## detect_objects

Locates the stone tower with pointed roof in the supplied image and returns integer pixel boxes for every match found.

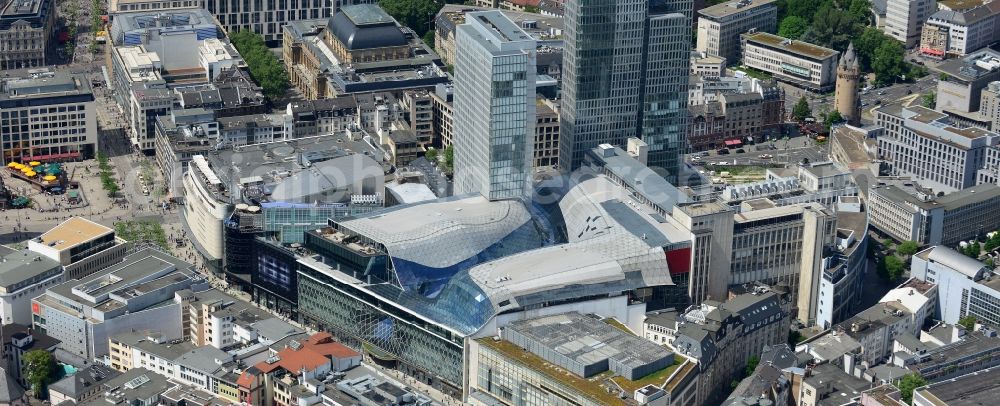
[835,43,861,125]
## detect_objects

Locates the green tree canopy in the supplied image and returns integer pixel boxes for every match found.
[898,373,928,404]
[884,255,905,280]
[744,356,760,377]
[847,0,872,25]
[802,5,856,51]
[778,16,809,39]
[824,110,845,130]
[958,315,977,330]
[872,40,907,85]
[23,350,57,399]
[230,30,289,100]
[378,0,443,37]
[792,96,812,121]
[897,241,920,256]
[922,92,936,108]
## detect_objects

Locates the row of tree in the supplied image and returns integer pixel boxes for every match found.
[230,30,290,100]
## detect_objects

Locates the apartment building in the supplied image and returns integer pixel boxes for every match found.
[0,70,97,164]
[920,1,1000,58]
[696,0,777,62]
[687,80,784,150]
[875,104,999,192]
[0,0,55,70]
[741,32,840,91]
[884,0,936,47]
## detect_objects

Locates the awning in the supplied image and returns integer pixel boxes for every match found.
[23,152,80,161]
[724,139,742,146]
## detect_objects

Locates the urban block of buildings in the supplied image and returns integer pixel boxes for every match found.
[0,0,54,70]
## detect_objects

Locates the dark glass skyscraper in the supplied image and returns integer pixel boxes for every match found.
[559,0,692,183]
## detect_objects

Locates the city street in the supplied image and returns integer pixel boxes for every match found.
[691,136,830,167]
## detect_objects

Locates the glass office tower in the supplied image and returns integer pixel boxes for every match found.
[560,0,691,183]
[453,11,536,201]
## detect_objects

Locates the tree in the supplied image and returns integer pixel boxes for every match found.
[958,315,977,330]
[961,242,980,258]
[23,350,57,399]
[423,30,435,50]
[378,0,443,37]
[922,92,936,108]
[983,232,1000,252]
[802,5,856,51]
[230,30,290,100]
[898,373,928,404]
[424,148,439,164]
[744,356,760,377]
[444,145,454,171]
[792,96,812,121]
[783,0,824,20]
[884,255,905,280]
[847,0,872,25]
[778,16,809,39]
[897,240,920,256]
[871,40,906,85]
[823,110,844,130]
[788,330,803,346]
[855,27,886,71]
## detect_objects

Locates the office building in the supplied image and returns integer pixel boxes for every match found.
[282,5,447,100]
[453,11,536,201]
[664,292,789,405]
[875,104,1000,193]
[696,0,777,62]
[933,49,1000,114]
[31,248,204,360]
[731,202,835,323]
[0,250,60,325]
[559,0,691,180]
[741,32,840,91]
[434,4,563,67]
[174,288,301,349]
[920,1,1000,58]
[0,0,55,70]
[469,312,684,405]
[691,51,727,78]
[912,366,1000,405]
[721,162,859,208]
[884,0,936,47]
[28,217,128,280]
[867,183,1000,245]
[912,246,1000,327]
[0,70,97,163]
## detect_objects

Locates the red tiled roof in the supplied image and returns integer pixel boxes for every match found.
[253,333,357,375]
[237,370,256,388]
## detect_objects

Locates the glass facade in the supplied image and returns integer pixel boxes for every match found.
[453,13,536,201]
[560,0,691,182]
[298,265,465,392]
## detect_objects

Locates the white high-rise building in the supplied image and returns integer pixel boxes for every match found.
[884,0,936,47]
[453,11,536,201]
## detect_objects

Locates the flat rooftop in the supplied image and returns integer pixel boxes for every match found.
[939,0,986,9]
[341,4,394,26]
[743,32,838,60]
[0,250,60,290]
[699,0,776,18]
[478,336,684,405]
[910,332,1000,371]
[34,217,113,252]
[915,366,1000,405]
[1,71,93,101]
